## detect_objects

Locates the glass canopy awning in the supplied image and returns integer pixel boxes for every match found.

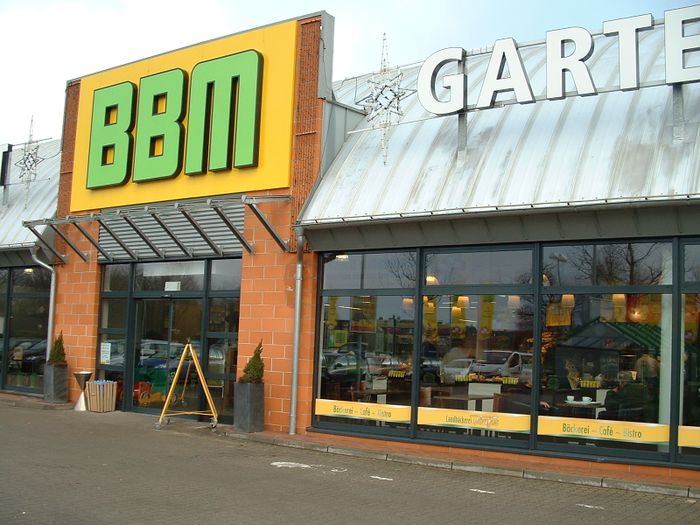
[23,195,290,264]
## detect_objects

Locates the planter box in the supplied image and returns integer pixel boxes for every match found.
[234,382,264,432]
[44,363,68,403]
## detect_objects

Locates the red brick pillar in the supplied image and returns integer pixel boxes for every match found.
[237,15,325,433]
[54,80,102,402]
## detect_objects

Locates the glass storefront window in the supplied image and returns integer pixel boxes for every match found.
[100,298,128,330]
[680,293,700,455]
[210,259,241,291]
[6,297,49,390]
[543,243,672,287]
[208,298,239,334]
[316,295,415,428]
[685,244,700,282]
[97,334,126,369]
[323,252,417,289]
[134,261,205,291]
[0,268,7,292]
[425,250,532,286]
[539,293,671,451]
[102,264,130,292]
[11,267,51,292]
[417,294,534,441]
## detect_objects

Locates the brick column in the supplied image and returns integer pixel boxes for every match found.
[54,80,102,402]
[237,15,325,433]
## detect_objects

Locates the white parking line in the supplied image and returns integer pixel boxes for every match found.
[370,476,393,481]
[576,503,605,510]
[469,489,496,494]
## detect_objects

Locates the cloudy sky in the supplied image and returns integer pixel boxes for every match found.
[0,0,690,145]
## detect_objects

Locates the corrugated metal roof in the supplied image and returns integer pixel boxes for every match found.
[300,22,700,226]
[0,139,60,252]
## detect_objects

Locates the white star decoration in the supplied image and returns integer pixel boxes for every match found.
[14,118,45,207]
[357,34,414,164]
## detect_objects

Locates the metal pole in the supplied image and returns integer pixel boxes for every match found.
[30,247,55,363]
[289,228,304,435]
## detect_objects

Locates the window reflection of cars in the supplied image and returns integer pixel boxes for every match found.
[471,350,512,376]
[139,339,185,373]
[499,352,533,377]
[440,358,474,384]
[322,353,369,386]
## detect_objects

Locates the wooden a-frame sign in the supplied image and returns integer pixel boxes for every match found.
[156,342,219,428]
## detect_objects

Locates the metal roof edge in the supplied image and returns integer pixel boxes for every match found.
[297,195,700,229]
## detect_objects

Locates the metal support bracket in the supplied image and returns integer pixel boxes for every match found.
[47,223,89,262]
[23,223,66,264]
[176,204,224,256]
[71,221,114,262]
[117,211,164,259]
[211,205,254,254]
[241,195,290,253]
[146,208,193,258]
[94,216,139,260]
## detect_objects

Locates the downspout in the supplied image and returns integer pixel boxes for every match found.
[30,246,56,362]
[289,227,304,435]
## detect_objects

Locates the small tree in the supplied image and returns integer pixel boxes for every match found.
[240,340,264,383]
[48,332,67,364]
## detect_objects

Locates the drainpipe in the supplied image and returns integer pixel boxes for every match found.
[30,246,56,362]
[289,227,304,435]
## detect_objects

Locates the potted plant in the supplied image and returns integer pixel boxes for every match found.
[44,332,68,403]
[233,340,264,432]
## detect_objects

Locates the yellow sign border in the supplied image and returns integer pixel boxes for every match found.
[417,407,530,433]
[538,416,669,444]
[315,399,411,423]
[70,20,298,212]
[678,425,700,448]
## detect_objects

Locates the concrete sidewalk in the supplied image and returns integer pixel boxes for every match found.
[3,390,699,498]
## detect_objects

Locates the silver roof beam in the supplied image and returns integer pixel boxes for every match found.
[241,196,290,252]
[211,204,254,254]
[146,209,193,257]
[23,223,66,264]
[175,204,223,256]
[94,216,139,260]
[118,212,164,259]
[47,223,89,262]
[71,221,114,262]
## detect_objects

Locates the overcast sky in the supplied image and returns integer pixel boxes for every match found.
[0,0,691,145]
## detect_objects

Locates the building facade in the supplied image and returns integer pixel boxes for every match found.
[13,5,700,481]
[300,5,700,473]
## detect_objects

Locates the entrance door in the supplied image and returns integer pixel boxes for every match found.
[133,299,203,412]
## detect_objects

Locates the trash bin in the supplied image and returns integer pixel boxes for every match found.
[86,380,117,412]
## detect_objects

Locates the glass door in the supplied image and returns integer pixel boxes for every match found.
[133,299,203,412]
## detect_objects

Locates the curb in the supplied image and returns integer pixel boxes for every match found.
[221,427,698,499]
[4,394,698,499]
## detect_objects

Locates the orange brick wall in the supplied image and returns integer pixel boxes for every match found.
[55,80,102,402]
[237,15,325,433]
[53,17,327,418]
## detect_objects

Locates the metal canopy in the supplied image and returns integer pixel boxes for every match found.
[23,195,291,263]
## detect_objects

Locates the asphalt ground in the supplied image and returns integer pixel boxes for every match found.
[0,403,699,524]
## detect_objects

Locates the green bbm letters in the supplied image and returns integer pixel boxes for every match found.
[132,69,186,182]
[185,49,263,174]
[86,82,136,188]
[85,50,263,189]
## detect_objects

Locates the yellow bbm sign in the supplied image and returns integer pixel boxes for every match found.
[70,20,298,212]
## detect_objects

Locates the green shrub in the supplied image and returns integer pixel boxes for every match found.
[240,340,264,383]
[49,332,66,364]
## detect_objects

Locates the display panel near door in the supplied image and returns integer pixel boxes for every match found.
[133,299,203,411]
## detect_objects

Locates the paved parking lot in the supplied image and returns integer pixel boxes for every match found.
[0,404,698,524]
